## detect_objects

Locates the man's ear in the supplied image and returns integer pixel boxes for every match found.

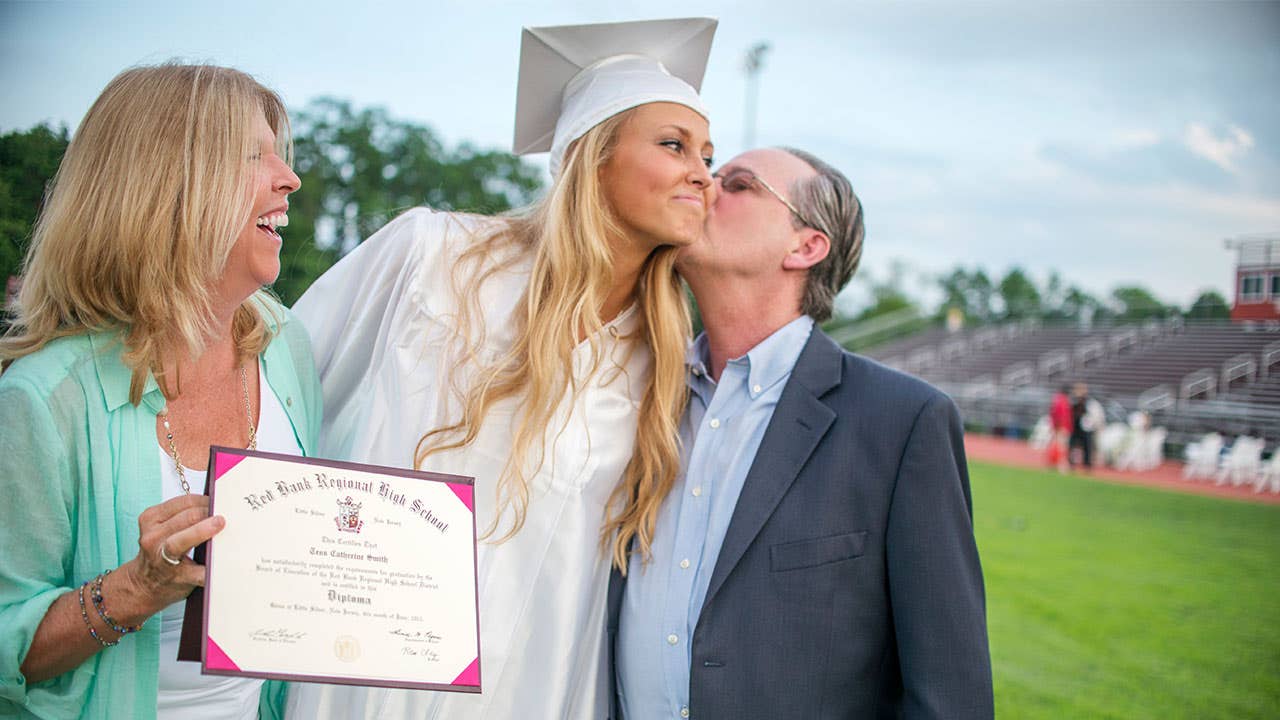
[782,228,830,271]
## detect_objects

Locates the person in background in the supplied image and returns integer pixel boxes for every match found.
[0,63,318,719]
[1050,384,1073,471]
[1069,382,1100,470]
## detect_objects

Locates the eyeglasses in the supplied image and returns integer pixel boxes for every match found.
[714,167,822,232]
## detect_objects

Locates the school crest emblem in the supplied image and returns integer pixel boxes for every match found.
[335,496,363,533]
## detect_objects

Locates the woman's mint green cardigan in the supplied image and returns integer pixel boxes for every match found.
[0,301,321,719]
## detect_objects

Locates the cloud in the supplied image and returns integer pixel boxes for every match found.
[1038,137,1236,191]
[850,139,1280,307]
[1036,122,1269,193]
[1113,129,1162,150]
[1184,122,1255,174]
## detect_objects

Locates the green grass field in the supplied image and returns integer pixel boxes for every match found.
[971,461,1280,719]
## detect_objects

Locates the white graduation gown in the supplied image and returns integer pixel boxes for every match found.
[286,208,649,719]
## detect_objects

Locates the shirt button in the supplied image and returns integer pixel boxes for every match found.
[286,396,293,407]
[691,486,702,497]
[709,418,721,429]
[667,634,679,645]
[681,708,690,718]
[680,558,690,569]
[752,384,762,394]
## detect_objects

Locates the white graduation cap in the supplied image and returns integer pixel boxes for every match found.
[513,17,718,178]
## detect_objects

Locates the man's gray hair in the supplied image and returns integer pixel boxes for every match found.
[780,147,864,322]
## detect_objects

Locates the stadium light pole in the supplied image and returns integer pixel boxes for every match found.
[743,42,771,149]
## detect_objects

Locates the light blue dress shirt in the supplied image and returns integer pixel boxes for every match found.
[617,315,814,719]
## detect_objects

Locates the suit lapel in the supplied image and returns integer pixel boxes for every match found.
[700,329,843,613]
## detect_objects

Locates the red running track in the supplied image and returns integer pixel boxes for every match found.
[963,433,1280,506]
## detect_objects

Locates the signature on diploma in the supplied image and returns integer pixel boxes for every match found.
[250,627,308,643]
[389,627,443,644]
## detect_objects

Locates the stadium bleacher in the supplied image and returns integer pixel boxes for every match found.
[860,320,1280,448]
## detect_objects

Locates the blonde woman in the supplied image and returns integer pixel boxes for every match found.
[286,18,717,720]
[0,64,319,719]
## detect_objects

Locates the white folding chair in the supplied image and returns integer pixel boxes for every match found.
[1029,416,1052,450]
[1116,428,1148,471]
[1182,433,1223,480]
[1140,427,1167,471]
[1216,436,1264,487]
[1097,423,1128,467]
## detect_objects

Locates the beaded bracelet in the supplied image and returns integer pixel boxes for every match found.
[77,581,118,648]
[90,570,142,636]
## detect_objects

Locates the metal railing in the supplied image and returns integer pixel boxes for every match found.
[1038,349,1071,381]
[1109,329,1138,354]
[1138,385,1175,412]
[1222,354,1258,390]
[1000,362,1035,388]
[1262,341,1280,378]
[1074,339,1105,367]
[1180,369,1216,401]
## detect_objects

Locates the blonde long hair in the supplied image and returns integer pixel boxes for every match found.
[415,109,690,570]
[1,63,292,402]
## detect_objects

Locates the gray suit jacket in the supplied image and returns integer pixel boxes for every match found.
[607,328,993,719]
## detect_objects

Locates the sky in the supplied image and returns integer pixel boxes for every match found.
[2,0,1278,314]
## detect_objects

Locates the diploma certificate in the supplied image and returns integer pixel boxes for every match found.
[199,447,480,692]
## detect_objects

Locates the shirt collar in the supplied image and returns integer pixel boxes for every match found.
[87,294,285,413]
[686,332,710,380]
[608,301,641,338]
[741,315,814,395]
[686,315,815,394]
[88,332,162,412]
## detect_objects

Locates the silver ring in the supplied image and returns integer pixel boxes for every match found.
[159,542,182,566]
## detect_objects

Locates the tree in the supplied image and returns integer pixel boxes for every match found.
[824,263,929,350]
[274,98,545,304]
[1038,272,1109,324]
[842,260,915,322]
[997,267,1042,320]
[856,290,914,321]
[936,266,996,324]
[1186,290,1230,320]
[0,124,70,286]
[0,107,545,309]
[1062,285,1108,323]
[1040,271,1065,318]
[1111,285,1173,321]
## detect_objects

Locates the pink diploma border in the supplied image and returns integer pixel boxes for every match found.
[200,446,482,693]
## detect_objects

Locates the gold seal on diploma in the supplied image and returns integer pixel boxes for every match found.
[334,635,361,662]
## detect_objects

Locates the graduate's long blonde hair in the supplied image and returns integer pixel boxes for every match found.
[1,63,291,402]
[415,109,690,570]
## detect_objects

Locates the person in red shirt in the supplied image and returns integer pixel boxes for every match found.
[1049,385,1073,472]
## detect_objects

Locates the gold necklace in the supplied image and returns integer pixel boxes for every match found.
[158,364,258,494]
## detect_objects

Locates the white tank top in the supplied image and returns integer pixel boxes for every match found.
[155,361,303,719]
